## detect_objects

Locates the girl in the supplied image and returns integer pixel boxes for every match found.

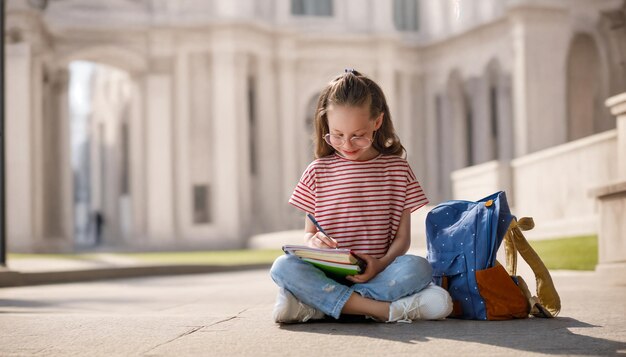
[270,69,452,323]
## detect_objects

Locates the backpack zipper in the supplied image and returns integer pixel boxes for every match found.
[485,199,495,267]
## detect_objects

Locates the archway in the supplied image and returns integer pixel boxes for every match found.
[447,70,472,169]
[566,33,613,141]
[69,61,133,248]
[436,70,471,200]
[301,93,319,166]
[485,59,501,162]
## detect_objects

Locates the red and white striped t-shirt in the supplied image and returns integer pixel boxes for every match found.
[289,153,429,258]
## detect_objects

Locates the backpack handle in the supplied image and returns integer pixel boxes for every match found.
[504,217,561,317]
[504,217,535,276]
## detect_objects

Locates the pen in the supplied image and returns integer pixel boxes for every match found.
[306,213,328,236]
[307,214,340,250]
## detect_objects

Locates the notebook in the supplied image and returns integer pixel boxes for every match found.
[282,245,367,278]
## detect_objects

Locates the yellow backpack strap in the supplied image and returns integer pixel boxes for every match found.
[504,221,532,313]
[505,217,535,276]
[505,217,561,317]
[504,222,518,277]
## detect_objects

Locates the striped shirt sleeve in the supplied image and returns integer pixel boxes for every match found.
[404,164,429,212]
[288,163,316,214]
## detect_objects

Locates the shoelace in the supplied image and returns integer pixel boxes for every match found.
[297,301,319,322]
[396,297,422,323]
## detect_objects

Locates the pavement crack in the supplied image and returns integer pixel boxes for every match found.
[207,308,249,327]
[178,325,205,338]
[143,326,205,355]
[143,308,249,355]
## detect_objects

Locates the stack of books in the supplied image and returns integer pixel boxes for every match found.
[282,245,367,278]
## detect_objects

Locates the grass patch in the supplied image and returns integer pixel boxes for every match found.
[528,235,597,271]
[9,236,597,270]
[121,249,283,265]
[9,249,284,266]
[8,253,100,261]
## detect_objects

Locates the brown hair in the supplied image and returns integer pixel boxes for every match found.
[313,70,405,158]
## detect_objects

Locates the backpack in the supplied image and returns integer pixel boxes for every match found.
[425,191,561,320]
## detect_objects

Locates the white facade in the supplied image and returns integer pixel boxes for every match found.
[4,0,626,252]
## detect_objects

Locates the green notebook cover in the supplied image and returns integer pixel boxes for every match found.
[282,245,367,278]
[282,245,365,265]
[301,257,362,278]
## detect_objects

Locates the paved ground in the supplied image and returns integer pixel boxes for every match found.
[1,267,625,356]
[1,231,624,355]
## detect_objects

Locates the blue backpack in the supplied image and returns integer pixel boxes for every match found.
[426,191,560,320]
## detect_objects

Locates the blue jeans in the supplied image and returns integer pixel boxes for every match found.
[270,254,433,319]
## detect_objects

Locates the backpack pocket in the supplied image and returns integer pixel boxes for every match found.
[428,250,466,285]
[428,251,471,318]
[475,264,530,320]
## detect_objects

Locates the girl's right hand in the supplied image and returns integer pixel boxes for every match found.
[307,232,338,249]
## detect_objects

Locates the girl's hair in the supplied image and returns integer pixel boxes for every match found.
[313,69,406,158]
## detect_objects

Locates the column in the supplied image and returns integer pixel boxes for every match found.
[174,50,191,240]
[396,72,413,159]
[128,74,146,240]
[423,78,442,203]
[211,45,249,244]
[145,70,175,242]
[235,54,252,243]
[497,75,515,161]
[49,68,73,249]
[187,53,214,239]
[255,55,284,233]
[592,92,626,285]
[497,74,515,204]
[509,6,569,156]
[372,0,395,33]
[6,43,35,252]
[439,93,453,200]
[375,41,397,120]
[410,74,427,178]
[277,38,300,228]
[467,76,491,164]
[607,93,626,180]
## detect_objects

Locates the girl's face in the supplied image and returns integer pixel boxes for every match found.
[326,104,383,161]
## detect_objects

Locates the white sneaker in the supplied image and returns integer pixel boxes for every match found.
[272,288,326,323]
[388,283,453,323]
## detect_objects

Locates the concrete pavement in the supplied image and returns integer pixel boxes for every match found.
[1,230,625,355]
[0,230,304,287]
[0,253,270,287]
[1,266,625,356]
[0,230,307,287]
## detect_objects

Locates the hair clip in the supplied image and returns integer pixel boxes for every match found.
[344,68,355,74]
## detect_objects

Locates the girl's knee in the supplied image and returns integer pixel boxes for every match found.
[270,254,299,282]
[270,254,288,280]
[399,255,433,276]
[396,255,433,288]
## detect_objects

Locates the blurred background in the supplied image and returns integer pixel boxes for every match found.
[3,0,626,254]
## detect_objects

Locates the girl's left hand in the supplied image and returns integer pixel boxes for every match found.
[345,252,385,284]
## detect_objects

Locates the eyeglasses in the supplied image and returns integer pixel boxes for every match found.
[324,133,373,149]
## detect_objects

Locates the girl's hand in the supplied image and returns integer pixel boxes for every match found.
[346,252,385,284]
[307,232,338,249]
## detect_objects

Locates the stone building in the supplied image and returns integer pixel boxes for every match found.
[5,0,626,252]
